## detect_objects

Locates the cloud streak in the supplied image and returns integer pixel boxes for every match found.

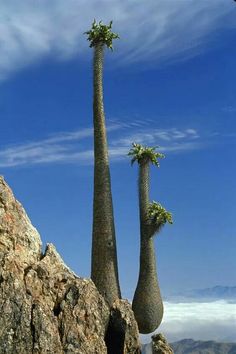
[0,123,202,168]
[0,0,235,80]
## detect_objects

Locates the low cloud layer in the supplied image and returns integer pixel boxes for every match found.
[0,0,235,80]
[0,123,202,168]
[142,300,236,344]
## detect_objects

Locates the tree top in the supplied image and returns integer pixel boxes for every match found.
[128,143,165,166]
[84,20,119,50]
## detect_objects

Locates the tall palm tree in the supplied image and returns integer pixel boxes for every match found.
[84,20,121,306]
[128,143,173,334]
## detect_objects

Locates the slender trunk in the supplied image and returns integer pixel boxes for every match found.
[91,43,121,306]
[132,161,163,334]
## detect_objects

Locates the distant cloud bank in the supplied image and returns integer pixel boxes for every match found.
[0,122,202,168]
[142,300,236,344]
[0,0,235,80]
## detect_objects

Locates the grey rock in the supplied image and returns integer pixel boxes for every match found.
[152,333,174,354]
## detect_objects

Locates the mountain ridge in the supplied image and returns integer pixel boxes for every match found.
[142,338,236,354]
[171,338,236,354]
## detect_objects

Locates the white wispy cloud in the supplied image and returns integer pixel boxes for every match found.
[0,124,202,168]
[0,0,235,80]
[142,300,236,344]
[112,128,199,146]
[0,122,123,167]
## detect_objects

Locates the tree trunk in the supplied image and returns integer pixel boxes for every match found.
[132,161,163,334]
[91,43,121,306]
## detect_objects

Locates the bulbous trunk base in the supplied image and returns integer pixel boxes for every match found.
[132,281,164,334]
[132,289,164,334]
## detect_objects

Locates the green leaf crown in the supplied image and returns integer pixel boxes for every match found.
[128,143,164,166]
[148,201,173,226]
[84,20,119,50]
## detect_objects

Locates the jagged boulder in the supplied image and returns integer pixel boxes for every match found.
[0,176,141,353]
[152,333,174,354]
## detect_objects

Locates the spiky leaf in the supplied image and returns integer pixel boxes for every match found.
[84,19,119,50]
[128,143,164,166]
[148,201,173,227]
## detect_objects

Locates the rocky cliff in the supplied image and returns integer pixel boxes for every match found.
[0,176,141,354]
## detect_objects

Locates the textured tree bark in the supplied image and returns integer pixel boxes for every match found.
[91,43,121,306]
[132,161,164,334]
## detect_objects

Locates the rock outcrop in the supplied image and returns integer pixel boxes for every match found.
[0,176,141,353]
[152,333,174,354]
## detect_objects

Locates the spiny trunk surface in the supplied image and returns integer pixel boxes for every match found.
[132,162,163,334]
[91,43,121,306]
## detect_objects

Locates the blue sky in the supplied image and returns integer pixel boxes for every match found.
[0,0,236,306]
